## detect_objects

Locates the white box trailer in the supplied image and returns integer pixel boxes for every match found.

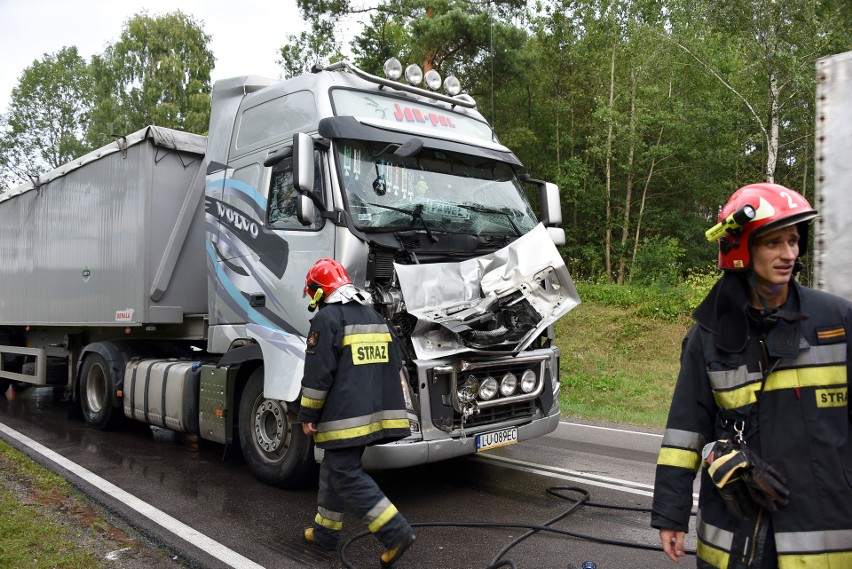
[0,126,208,327]
[814,50,852,301]
[0,60,579,488]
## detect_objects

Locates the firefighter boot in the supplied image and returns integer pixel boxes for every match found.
[303,527,338,552]
[380,532,416,568]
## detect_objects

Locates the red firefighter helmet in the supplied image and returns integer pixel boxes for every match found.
[304,258,352,309]
[714,183,817,271]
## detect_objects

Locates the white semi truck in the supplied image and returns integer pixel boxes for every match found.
[0,60,579,487]
[814,50,852,302]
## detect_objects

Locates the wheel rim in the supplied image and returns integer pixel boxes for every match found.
[85,364,107,413]
[252,396,292,462]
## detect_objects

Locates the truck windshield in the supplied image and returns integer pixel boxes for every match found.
[335,139,538,236]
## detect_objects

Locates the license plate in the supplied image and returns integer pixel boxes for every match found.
[476,427,518,452]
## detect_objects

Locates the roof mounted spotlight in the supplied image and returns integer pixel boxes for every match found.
[383,57,402,80]
[424,69,442,91]
[443,75,461,96]
[404,64,423,86]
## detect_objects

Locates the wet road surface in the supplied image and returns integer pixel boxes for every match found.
[0,386,696,569]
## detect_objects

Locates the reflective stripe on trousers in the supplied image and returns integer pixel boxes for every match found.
[312,446,411,549]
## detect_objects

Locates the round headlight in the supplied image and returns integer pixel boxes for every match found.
[478,376,498,400]
[458,375,478,403]
[405,64,423,86]
[424,69,442,91]
[500,372,517,397]
[443,75,461,96]
[383,58,402,80]
[520,369,537,393]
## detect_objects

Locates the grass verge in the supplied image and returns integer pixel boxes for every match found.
[555,294,692,428]
[0,437,179,568]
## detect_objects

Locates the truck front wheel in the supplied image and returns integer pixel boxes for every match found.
[238,367,316,488]
[79,353,121,430]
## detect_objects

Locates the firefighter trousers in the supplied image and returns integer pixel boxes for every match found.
[310,446,412,550]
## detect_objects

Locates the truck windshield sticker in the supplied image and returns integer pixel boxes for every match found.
[331,89,493,142]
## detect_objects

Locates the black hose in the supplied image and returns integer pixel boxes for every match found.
[337,484,697,568]
[489,486,590,565]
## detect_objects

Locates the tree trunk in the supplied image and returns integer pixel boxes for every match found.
[631,127,665,274]
[631,81,672,275]
[766,69,779,183]
[617,70,638,285]
[604,41,616,283]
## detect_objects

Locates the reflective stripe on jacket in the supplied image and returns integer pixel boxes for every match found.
[297,302,411,449]
[651,281,852,568]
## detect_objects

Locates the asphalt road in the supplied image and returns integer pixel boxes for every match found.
[0,386,698,569]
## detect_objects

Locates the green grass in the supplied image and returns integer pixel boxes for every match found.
[0,439,101,568]
[555,285,693,428]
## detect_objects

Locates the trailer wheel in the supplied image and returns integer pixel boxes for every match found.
[238,367,316,488]
[79,354,121,430]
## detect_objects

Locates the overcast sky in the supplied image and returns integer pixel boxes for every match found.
[0,0,330,112]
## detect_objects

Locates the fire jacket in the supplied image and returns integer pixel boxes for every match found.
[297,300,411,449]
[651,276,852,569]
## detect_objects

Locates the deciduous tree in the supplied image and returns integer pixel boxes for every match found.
[0,47,92,188]
[87,11,214,146]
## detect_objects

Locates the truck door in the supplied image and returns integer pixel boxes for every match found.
[206,150,334,338]
[261,149,335,335]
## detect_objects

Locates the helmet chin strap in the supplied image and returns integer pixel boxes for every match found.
[746,272,806,324]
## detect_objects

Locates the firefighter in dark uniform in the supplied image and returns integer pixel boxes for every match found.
[651,183,852,568]
[297,258,416,567]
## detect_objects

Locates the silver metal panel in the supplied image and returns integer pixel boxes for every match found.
[246,323,306,402]
[0,346,47,384]
[198,364,230,444]
[0,127,208,326]
[814,51,852,301]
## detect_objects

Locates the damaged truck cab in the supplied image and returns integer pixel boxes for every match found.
[0,60,579,487]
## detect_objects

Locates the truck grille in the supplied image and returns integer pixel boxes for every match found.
[427,353,550,433]
[454,400,536,429]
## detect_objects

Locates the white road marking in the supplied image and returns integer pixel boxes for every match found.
[473,454,654,497]
[560,420,663,438]
[0,420,265,569]
[472,454,699,504]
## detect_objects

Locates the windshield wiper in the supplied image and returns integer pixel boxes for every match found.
[454,203,522,236]
[366,202,438,243]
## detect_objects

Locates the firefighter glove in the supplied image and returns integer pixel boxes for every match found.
[706,440,789,516]
[741,456,790,512]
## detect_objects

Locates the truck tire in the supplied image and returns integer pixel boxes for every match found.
[238,367,316,488]
[79,353,122,430]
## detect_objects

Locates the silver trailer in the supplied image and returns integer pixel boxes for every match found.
[814,50,852,301]
[0,60,578,488]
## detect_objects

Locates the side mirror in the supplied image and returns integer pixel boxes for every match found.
[547,227,566,246]
[293,132,315,194]
[297,194,316,226]
[538,182,563,227]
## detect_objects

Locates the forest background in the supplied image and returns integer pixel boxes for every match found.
[1,0,850,288]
